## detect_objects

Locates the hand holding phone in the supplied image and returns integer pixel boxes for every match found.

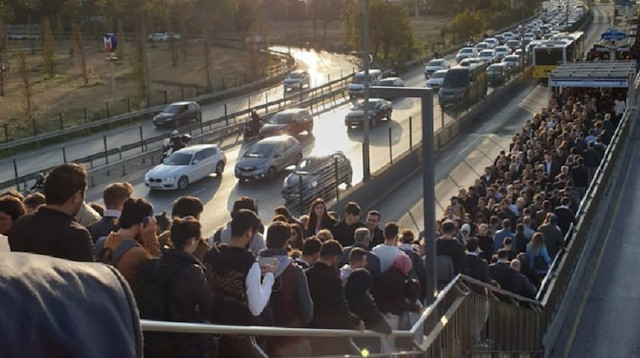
[259,257,278,275]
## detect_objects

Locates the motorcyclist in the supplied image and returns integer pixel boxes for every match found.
[169,130,186,152]
[392,61,400,76]
[249,110,262,135]
[30,172,46,192]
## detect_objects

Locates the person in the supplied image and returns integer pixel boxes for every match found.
[288,223,304,250]
[204,209,275,358]
[210,196,265,256]
[90,182,133,241]
[514,223,528,254]
[250,109,262,135]
[553,196,575,236]
[22,192,46,214]
[158,217,216,358]
[488,249,520,293]
[372,222,404,272]
[30,172,46,193]
[295,237,322,269]
[331,202,366,247]
[75,201,103,228]
[306,240,363,356]
[339,227,382,278]
[0,196,27,236]
[465,237,491,284]
[98,198,161,289]
[162,196,209,261]
[316,228,334,242]
[88,202,105,217]
[509,258,537,299]
[476,223,494,261]
[274,205,302,227]
[304,198,337,237]
[169,130,186,152]
[9,163,94,262]
[526,232,551,278]
[493,219,515,253]
[436,221,467,275]
[365,210,385,248]
[257,221,314,357]
[537,213,564,259]
[340,247,368,283]
[398,229,426,299]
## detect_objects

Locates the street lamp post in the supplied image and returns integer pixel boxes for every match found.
[362,0,371,181]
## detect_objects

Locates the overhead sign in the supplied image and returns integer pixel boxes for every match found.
[103,33,118,53]
[601,29,628,41]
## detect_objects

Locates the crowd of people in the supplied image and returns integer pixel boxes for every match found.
[0,75,626,358]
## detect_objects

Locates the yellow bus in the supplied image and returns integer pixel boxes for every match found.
[532,31,584,79]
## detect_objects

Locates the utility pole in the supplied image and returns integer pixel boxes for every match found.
[141,10,151,107]
[362,0,371,181]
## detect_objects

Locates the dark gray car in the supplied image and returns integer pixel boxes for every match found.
[282,151,352,202]
[153,101,201,128]
[235,135,303,182]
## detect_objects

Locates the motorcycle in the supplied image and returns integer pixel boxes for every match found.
[21,173,46,196]
[162,133,191,159]
[243,117,264,141]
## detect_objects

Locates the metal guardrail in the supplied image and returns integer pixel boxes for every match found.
[0,49,294,152]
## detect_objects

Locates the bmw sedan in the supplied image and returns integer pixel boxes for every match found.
[282,151,353,202]
[145,144,226,190]
[344,98,392,129]
[235,135,303,182]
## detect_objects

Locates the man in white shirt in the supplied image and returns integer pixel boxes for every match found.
[372,222,403,272]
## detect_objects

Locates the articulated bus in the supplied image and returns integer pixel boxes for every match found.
[532,31,584,79]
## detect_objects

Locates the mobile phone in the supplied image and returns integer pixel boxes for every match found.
[259,257,278,268]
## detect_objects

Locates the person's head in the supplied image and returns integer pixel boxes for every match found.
[309,198,327,220]
[510,258,521,272]
[545,212,558,225]
[460,223,471,237]
[172,196,204,219]
[319,240,343,267]
[441,220,457,236]
[232,196,258,217]
[392,253,413,276]
[354,227,371,246]
[516,223,524,234]
[230,209,262,249]
[155,211,171,235]
[348,247,368,269]
[272,214,288,223]
[102,182,133,211]
[497,249,510,261]
[119,198,154,239]
[22,192,46,214]
[383,222,399,243]
[502,219,512,230]
[316,228,334,242]
[466,237,479,253]
[0,196,27,235]
[530,232,545,249]
[266,221,291,250]
[344,202,361,225]
[289,223,304,250]
[503,236,512,248]
[302,237,322,264]
[366,210,381,230]
[400,229,414,244]
[274,206,293,220]
[44,163,87,216]
[170,216,201,254]
[1,190,24,201]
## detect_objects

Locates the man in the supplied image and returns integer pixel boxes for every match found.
[481,166,495,187]
[365,210,385,249]
[537,213,564,259]
[488,249,520,293]
[340,227,382,278]
[257,221,314,357]
[204,209,276,358]
[306,240,363,356]
[510,259,536,299]
[553,196,575,236]
[340,247,368,283]
[9,163,94,262]
[295,237,322,269]
[90,182,133,241]
[98,198,161,289]
[398,229,426,298]
[543,151,560,179]
[161,196,209,261]
[493,219,515,253]
[210,196,265,256]
[465,237,490,284]
[372,222,404,272]
[436,221,467,275]
[331,202,366,247]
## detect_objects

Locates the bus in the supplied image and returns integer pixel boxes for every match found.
[438,63,488,108]
[532,31,584,79]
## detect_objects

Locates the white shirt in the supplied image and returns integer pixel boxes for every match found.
[245,262,274,316]
[372,243,403,272]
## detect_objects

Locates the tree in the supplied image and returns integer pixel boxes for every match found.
[72,23,88,86]
[117,19,125,60]
[202,29,211,90]
[54,13,64,50]
[41,16,55,78]
[17,50,34,121]
[450,9,483,44]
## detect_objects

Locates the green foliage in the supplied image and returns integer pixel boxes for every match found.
[450,9,483,43]
[41,16,55,77]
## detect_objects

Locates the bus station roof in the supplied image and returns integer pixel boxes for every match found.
[548,61,637,88]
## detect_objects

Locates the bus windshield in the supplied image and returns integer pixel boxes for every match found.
[442,69,469,88]
[535,48,564,66]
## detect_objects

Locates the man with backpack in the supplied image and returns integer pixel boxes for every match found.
[436,221,467,277]
[96,198,160,289]
[209,196,266,256]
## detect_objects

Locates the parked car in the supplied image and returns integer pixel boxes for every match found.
[456,47,478,63]
[378,77,405,87]
[478,49,498,64]
[259,108,314,137]
[153,101,201,128]
[282,151,353,202]
[424,58,450,78]
[344,98,392,128]
[486,63,510,86]
[426,69,447,89]
[494,45,511,60]
[283,70,311,90]
[148,33,168,42]
[234,135,303,182]
[166,32,181,41]
[502,55,522,73]
[145,144,226,190]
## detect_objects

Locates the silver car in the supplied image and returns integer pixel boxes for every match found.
[234,135,303,182]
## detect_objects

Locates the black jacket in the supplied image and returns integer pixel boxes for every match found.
[489,261,520,294]
[306,262,360,329]
[345,269,392,334]
[160,249,216,358]
[436,238,467,275]
[89,215,119,242]
[330,220,366,247]
[553,206,575,235]
[571,165,590,188]
[340,243,382,278]
[8,207,94,262]
[537,223,564,258]
[466,254,491,284]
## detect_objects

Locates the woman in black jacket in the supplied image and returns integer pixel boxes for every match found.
[160,217,216,358]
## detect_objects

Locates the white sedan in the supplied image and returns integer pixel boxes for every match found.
[145,144,226,190]
[424,59,450,78]
[426,69,447,89]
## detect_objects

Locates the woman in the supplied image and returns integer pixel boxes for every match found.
[526,232,551,278]
[0,195,27,235]
[304,198,336,237]
[289,223,304,250]
[159,216,216,358]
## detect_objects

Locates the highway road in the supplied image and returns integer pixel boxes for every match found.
[0,47,359,184]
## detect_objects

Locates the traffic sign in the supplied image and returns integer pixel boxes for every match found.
[601,29,627,41]
[103,33,118,53]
